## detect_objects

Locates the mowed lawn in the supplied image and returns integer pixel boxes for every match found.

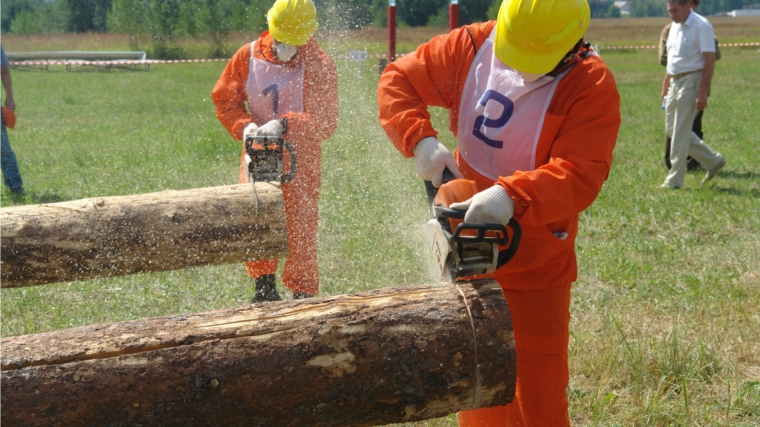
[1,18,759,426]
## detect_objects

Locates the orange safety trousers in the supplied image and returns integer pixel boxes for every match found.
[239,141,321,295]
[458,281,571,427]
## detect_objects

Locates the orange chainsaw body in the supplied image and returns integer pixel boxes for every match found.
[433,178,480,237]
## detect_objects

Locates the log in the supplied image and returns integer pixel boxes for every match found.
[1,183,287,288]
[1,280,516,427]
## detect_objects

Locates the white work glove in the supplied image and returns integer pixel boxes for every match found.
[450,185,515,225]
[413,136,463,187]
[243,122,259,140]
[256,119,284,137]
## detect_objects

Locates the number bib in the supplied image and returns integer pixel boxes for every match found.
[457,30,567,180]
[246,41,305,122]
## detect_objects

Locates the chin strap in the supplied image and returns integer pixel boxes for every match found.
[547,38,592,77]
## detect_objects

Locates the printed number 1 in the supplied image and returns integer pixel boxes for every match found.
[472,89,514,149]
[263,84,279,115]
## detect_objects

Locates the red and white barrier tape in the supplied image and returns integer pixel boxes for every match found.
[9,58,230,66]
[9,42,758,66]
[601,42,760,50]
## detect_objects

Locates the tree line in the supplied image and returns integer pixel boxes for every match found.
[1,0,755,57]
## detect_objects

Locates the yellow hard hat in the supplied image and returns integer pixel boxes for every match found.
[494,0,590,74]
[267,0,318,46]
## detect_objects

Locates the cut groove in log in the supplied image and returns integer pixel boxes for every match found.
[1,183,287,288]
[1,280,516,427]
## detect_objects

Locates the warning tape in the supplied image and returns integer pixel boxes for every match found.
[9,58,230,66]
[8,42,757,66]
[601,42,760,50]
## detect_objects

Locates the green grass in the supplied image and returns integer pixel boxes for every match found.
[2,34,760,426]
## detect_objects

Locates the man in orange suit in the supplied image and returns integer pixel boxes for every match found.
[213,0,338,302]
[378,0,620,424]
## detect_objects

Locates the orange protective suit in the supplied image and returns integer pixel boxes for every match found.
[378,21,620,426]
[212,31,338,295]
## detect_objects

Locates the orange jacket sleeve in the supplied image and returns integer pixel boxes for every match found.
[212,44,253,141]
[377,22,492,158]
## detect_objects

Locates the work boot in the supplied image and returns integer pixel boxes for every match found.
[292,292,315,300]
[251,274,281,304]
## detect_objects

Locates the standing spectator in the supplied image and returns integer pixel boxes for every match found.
[1,44,25,196]
[658,0,720,171]
[378,0,620,425]
[660,0,725,189]
[212,0,338,302]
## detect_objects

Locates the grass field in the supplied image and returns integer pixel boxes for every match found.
[2,18,759,426]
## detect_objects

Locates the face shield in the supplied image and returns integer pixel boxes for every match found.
[273,41,298,62]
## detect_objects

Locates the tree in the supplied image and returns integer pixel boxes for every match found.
[107,0,145,48]
[63,0,112,32]
[605,2,621,17]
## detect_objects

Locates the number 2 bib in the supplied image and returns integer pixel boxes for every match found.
[457,30,568,180]
[246,41,305,122]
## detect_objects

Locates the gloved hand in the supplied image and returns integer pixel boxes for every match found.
[256,119,284,137]
[413,136,463,187]
[449,185,515,225]
[243,122,259,140]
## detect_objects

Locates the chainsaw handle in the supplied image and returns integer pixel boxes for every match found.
[243,136,297,183]
[447,217,522,269]
[423,167,456,207]
[496,219,522,268]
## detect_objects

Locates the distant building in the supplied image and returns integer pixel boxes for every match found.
[613,0,631,15]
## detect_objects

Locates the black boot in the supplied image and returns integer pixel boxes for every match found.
[292,292,315,300]
[251,274,281,304]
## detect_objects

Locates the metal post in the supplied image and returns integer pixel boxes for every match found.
[449,0,459,32]
[388,0,397,62]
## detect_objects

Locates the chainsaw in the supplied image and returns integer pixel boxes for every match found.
[425,168,522,283]
[244,135,296,215]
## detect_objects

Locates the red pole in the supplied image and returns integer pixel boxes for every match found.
[449,1,459,32]
[388,4,396,62]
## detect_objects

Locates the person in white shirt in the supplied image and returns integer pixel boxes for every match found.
[660,0,725,189]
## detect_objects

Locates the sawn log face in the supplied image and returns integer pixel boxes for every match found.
[0,183,288,288]
[1,281,516,427]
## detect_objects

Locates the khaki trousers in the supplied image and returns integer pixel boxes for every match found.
[664,70,722,188]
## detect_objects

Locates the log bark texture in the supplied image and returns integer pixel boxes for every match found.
[1,280,516,427]
[1,183,287,288]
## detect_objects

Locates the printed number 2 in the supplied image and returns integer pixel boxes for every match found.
[263,84,279,115]
[472,90,513,149]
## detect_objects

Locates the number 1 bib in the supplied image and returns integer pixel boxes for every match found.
[457,30,568,180]
[246,41,305,122]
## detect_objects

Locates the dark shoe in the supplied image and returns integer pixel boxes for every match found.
[686,157,702,172]
[10,187,25,195]
[292,292,315,300]
[251,274,281,304]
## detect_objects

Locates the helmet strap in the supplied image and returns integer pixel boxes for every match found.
[547,38,591,77]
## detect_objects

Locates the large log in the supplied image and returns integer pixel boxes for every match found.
[1,280,516,427]
[1,183,287,288]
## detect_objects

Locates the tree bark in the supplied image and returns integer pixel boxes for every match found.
[1,183,287,288]
[1,280,516,427]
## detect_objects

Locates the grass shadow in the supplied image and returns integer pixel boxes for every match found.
[1,191,66,207]
[720,170,760,180]
[30,192,65,204]
[712,187,760,198]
